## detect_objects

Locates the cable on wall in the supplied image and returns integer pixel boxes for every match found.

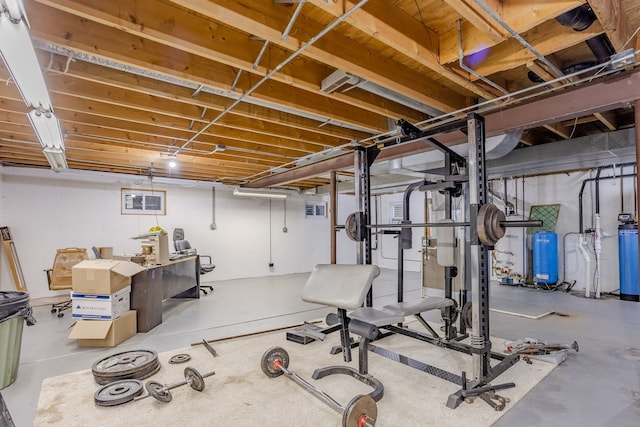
[282,199,288,233]
[211,187,217,230]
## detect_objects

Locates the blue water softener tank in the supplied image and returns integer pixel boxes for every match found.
[533,231,558,284]
[618,222,639,302]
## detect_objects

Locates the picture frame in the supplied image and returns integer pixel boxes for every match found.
[121,188,166,215]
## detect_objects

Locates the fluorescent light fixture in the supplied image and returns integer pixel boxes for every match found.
[0,11,52,110]
[233,187,287,199]
[27,109,65,150]
[1,0,25,22]
[42,147,68,170]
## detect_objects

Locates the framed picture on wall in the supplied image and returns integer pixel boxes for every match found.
[121,188,166,215]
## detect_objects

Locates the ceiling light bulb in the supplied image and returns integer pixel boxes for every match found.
[168,156,177,168]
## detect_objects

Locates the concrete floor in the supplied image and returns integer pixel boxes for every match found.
[1,268,639,426]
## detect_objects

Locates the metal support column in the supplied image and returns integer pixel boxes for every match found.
[330,171,337,264]
[467,113,492,380]
[354,144,378,307]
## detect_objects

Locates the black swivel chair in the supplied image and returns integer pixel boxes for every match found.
[173,228,215,295]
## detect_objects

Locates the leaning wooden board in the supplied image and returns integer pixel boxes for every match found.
[0,226,27,291]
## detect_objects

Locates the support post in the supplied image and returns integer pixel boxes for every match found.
[467,113,492,381]
[635,100,640,293]
[330,170,337,264]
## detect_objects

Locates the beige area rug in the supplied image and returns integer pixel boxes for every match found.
[34,324,555,426]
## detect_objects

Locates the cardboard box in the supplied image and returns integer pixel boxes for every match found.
[68,310,137,347]
[72,260,145,294]
[71,286,131,320]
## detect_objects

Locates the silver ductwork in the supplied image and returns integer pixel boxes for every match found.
[380,130,522,177]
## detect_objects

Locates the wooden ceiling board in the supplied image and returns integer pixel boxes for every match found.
[0,0,636,188]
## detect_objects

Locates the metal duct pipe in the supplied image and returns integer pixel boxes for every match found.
[556,6,615,65]
[586,35,615,63]
[556,5,597,31]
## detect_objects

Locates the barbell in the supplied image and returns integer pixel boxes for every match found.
[342,204,541,246]
[261,346,377,427]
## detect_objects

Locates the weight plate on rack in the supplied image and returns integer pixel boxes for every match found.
[92,350,160,384]
[168,354,191,364]
[94,379,144,407]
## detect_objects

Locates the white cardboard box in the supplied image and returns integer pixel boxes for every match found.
[71,286,131,320]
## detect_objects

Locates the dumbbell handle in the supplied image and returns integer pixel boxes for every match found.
[167,370,216,390]
[136,370,216,400]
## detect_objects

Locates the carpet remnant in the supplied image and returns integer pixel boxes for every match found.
[35,323,554,426]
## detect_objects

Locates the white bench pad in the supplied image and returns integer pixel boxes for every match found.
[350,307,404,327]
[302,264,380,310]
[382,297,453,316]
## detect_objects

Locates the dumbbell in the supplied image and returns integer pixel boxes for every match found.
[261,347,377,427]
[138,367,215,403]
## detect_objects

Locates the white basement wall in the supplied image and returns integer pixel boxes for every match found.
[0,168,345,299]
[1,165,633,300]
[491,168,635,294]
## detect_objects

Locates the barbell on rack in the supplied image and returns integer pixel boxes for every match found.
[340,204,541,246]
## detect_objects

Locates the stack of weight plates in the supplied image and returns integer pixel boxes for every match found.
[92,350,160,385]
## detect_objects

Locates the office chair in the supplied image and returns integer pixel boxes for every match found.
[45,248,88,317]
[173,228,215,295]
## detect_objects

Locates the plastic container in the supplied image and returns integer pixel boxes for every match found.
[0,291,36,390]
[533,231,558,284]
[618,223,639,302]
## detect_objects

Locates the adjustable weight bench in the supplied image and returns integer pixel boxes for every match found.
[300,264,457,402]
[308,266,516,410]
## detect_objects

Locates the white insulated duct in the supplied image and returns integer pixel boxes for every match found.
[380,130,522,177]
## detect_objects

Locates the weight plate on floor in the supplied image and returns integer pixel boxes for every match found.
[342,394,377,427]
[92,350,160,384]
[260,347,289,378]
[94,379,144,407]
[184,367,205,392]
[168,354,191,364]
[146,381,172,403]
[94,359,161,385]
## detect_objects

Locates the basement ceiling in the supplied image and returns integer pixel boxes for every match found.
[0,0,639,190]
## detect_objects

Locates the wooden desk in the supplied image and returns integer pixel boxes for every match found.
[130,256,200,332]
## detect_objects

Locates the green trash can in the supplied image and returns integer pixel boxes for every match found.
[0,291,36,390]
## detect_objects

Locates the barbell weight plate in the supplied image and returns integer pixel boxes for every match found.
[260,346,290,378]
[461,302,473,330]
[94,379,144,407]
[146,381,172,403]
[477,204,505,246]
[184,367,206,392]
[342,394,377,427]
[440,299,459,324]
[345,212,367,242]
[168,354,191,364]
[93,359,161,385]
[487,204,506,244]
[92,350,159,379]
